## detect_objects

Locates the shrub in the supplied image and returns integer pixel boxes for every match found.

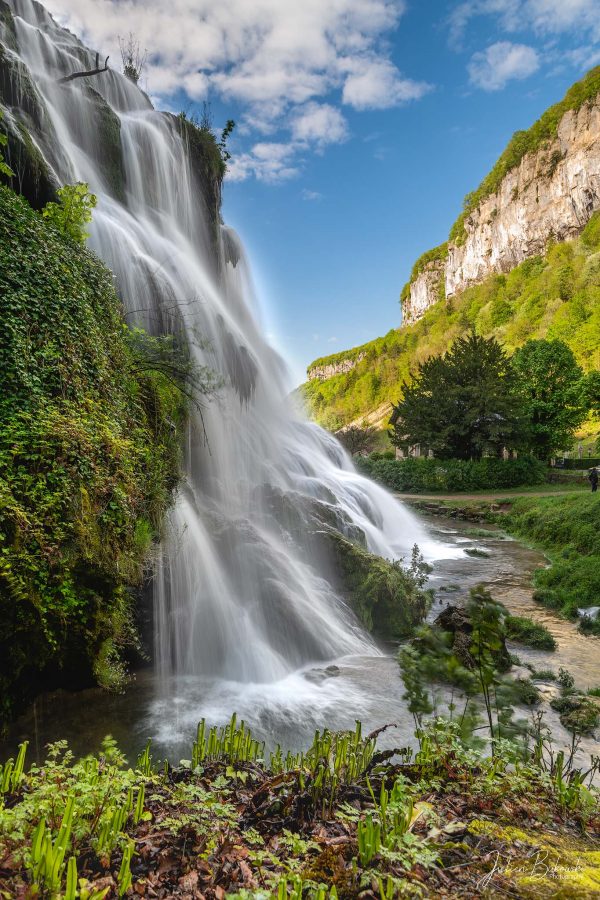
[505,615,557,651]
[513,677,541,706]
[42,182,97,243]
[550,694,599,735]
[355,455,546,494]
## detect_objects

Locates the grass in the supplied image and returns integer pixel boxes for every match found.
[503,494,600,616]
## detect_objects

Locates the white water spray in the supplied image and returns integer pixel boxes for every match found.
[4,0,444,696]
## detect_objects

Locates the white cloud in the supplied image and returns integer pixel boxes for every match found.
[342,58,432,108]
[526,0,600,37]
[291,103,349,147]
[44,0,427,181]
[449,0,600,46]
[468,41,540,90]
[302,189,324,201]
[227,142,300,183]
[565,44,600,70]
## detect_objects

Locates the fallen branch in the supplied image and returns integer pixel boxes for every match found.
[58,53,109,84]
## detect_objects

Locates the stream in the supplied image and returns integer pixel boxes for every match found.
[3,512,598,766]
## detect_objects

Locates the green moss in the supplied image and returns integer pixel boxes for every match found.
[82,87,125,202]
[174,114,224,259]
[325,531,430,639]
[449,65,600,244]
[0,0,17,51]
[0,45,57,207]
[0,185,185,725]
[468,820,600,898]
[505,615,557,650]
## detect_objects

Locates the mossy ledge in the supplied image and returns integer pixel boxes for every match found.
[325,531,430,639]
[0,185,186,727]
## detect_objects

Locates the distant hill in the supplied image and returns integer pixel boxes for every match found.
[303,67,600,431]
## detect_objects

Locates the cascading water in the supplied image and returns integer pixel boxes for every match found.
[3,0,452,748]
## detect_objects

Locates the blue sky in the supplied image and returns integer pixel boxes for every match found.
[48,0,600,385]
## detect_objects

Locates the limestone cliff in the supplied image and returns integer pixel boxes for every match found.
[308,352,365,382]
[402,69,600,325]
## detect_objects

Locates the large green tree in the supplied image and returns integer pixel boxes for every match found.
[390,333,525,460]
[511,339,586,460]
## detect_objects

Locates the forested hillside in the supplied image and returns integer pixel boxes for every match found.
[303,214,600,430]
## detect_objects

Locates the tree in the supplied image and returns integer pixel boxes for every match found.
[583,370,600,417]
[119,33,147,85]
[512,339,586,460]
[336,424,377,456]
[390,332,525,460]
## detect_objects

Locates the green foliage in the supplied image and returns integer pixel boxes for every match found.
[512,677,541,706]
[219,118,236,166]
[449,65,600,244]
[550,694,600,736]
[505,615,557,650]
[302,215,600,430]
[512,339,587,459]
[0,184,188,723]
[42,182,97,244]
[177,108,231,179]
[356,455,546,493]
[0,715,598,898]
[0,110,14,178]
[0,741,27,794]
[390,333,526,459]
[583,369,600,416]
[400,585,531,754]
[502,494,600,615]
[192,714,265,769]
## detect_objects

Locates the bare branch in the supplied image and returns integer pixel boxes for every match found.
[58,52,110,84]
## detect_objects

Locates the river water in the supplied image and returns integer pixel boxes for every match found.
[3,512,598,766]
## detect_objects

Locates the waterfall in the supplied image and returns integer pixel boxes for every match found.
[3,0,438,690]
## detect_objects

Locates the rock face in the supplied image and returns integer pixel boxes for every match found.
[403,255,445,326]
[402,95,600,325]
[308,352,365,382]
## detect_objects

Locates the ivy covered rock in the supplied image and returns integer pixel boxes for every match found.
[0,185,185,725]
